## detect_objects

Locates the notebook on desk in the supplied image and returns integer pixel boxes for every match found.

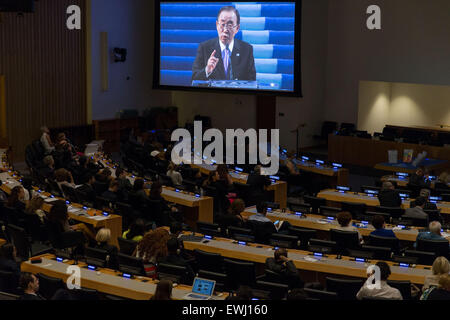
[183,277,216,300]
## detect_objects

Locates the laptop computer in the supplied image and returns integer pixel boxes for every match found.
[184,277,216,300]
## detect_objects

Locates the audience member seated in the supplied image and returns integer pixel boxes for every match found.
[409,166,431,189]
[132,178,150,207]
[160,238,195,283]
[437,171,450,185]
[40,126,55,155]
[418,189,438,211]
[149,181,178,214]
[39,155,55,181]
[403,196,428,220]
[76,174,96,203]
[202,171,217,188]
[356,261,402,300]
[101,180,120,203]
[265,248,303,288]
[136,228,170,278]
[248,202,273,224]
[167,163,183,187]
[94,228,119,269]
[18,273,43,300]
[116,167,132,194]
[123,218,146,242]
[7,186,26,211]
[150,280,173,300]
[377,181,402,207]
[425,274,450,300]
[21,176,35,201]
[55,168,76,194]
[415,221,448,247]
[370,215,397,239]
[72,156,92,185]
[216,198,247,229]
[0,244,20,290]
[247,165,271,204]
[333,211,363,243]
[25,195,46,223]
[423,256,450,292]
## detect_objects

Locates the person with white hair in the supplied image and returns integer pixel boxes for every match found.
[40,126,55,154]
[415,221,448,248]
[378,181,402,207]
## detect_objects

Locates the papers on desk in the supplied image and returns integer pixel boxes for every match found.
[44,198,59,203]
[316,219,329,224]
[304,256,319,262]
[0,172,11,182]
[90,215,108,221]
[68,206,82,214]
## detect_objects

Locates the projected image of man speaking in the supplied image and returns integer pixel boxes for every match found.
[191,6,256,82]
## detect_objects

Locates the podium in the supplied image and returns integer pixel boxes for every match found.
[192,80,258,89]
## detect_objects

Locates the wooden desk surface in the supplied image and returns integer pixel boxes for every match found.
[317,189,450,214]
[181,233,431,285]
[21,254,227,300]
[241,207,450,243]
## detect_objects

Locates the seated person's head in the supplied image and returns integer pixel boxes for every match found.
[337,211,352,227]
[43,155,55,167]
[40,126,49,134]
[229,198,245,216]
[416,166,425,177]
[287,288,308,300]
[48,200,68,224]
[96,228,111,245]
[382,181,394,190]
[419,189,431,200]
[438,274,450,292]
[20,272,39,293]
[109,180,119,192]
[274,248,288,262]
[254,165,261,175]
[133,178,145,191]
[56,132,66,143]
[150,181,163,197]
[78,156,88,167]
[413,196,427,208]
[166,238,179,255]
[429,221,442,236]
[372,215,385,230]
[376,261,391,281]
[116,167,126,178]
[256,202,268,215]
[55,168,70,183]
[432,257,450,276]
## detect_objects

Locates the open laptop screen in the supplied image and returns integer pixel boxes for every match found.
[192,278,215,296]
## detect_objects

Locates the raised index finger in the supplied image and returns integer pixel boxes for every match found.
[210,50,216,59]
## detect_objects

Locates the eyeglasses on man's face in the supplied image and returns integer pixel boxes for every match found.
[217,22,238,31]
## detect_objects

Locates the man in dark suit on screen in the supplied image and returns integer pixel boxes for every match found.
[191,6,256,82]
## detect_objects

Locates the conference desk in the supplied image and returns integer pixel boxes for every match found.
[316,189,450,215]
[328,134,450,168]
[279,154,349,187]
[181,232,432,285]
[381,175,450,189]
[241,207,450,243]
[21,254,227,300]
[0,172,122,247]
[191,163,287,209]
[375,159,449,174]
[99,158,214,225]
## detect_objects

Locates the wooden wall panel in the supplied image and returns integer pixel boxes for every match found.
[0,0,87,160]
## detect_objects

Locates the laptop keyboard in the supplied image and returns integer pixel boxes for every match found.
[188,294,209,299]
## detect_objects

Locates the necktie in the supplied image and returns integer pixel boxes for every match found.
[223,46,230,80]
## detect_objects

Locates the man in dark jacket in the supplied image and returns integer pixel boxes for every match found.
[378,181,402,207]
[265,248,303,288]
[160,238,195,284]
[19,273,43,300]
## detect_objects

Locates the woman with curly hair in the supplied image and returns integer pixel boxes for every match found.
[135,227,170,278]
